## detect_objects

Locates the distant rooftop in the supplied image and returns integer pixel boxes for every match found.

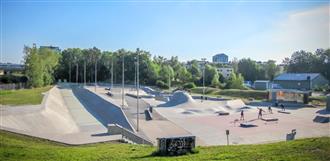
[274,73,320,81]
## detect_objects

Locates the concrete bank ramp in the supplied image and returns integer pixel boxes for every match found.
[0,86,79,134]
[72,86,134,132]
[158,91,195,107]
[225,99,246,111]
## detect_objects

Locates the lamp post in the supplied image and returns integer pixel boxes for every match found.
[201,58,206,102]
[136,48,140,132]
[84,60,86,86]
[122,52,125,108]
[95,56,97,92]
[111,56,114,90]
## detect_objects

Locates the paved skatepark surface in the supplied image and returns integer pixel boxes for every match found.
[0,84,133,144]
[154,91,330,145]
[87,86,203,145]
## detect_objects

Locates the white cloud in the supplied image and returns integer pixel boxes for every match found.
[232,5,330,63]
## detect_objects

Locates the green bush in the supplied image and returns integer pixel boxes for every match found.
[156,80,169,89]
[183,82,196,89]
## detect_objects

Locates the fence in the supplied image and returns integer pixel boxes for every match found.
[0,83,27,90]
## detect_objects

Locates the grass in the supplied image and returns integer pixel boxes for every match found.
[309,96,327,107]
[0,86,52,105]
[191,87,268,100]
[0,130,329,161]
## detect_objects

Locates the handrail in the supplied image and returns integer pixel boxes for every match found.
[108,124,154,146]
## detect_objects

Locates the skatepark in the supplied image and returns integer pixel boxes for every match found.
[1,83,329,146]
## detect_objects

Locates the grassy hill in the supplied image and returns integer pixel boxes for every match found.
[1,130,329,161]
[0,86,52,105]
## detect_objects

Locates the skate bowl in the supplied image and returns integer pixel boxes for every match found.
[158,91,195,107]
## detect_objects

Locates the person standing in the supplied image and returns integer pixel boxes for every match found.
[258,108,264,119]
[240,110,244,120]
[281,104,285,111]
[268,106,272,114]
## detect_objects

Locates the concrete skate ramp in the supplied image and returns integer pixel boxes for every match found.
[225,99,246,111]
[158,91,195,107]
[72,87,134,132]
[0,86,79,134]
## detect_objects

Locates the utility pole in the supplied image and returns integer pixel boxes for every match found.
[95,56,97,92]
[168,71,171,91]
[84,60,86,86]
[136,49,140,132]
[201,58,206,102]
[122,52,125,108]
[111,57,114,90]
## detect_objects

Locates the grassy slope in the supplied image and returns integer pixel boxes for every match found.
[0,130,329,161]
[0,86,52,105]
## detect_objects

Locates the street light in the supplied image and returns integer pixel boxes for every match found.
[136,48,140,132]
[201,58,206,102]
[111,56,114,90]
[122,52,125,108]
[95,56,97,92]
[84,60,86,86]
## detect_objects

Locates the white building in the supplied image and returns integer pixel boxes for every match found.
[217,67,233,79]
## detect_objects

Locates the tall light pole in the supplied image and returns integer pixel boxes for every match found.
[84,60,86,86]
[111,56,114,90]
[201,58,206,102]
[136,49,140,132]
[122,52,125,108]
[95,56,97,92]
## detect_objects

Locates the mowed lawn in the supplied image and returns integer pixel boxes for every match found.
[0,131,329,161]
[0,86,52,105]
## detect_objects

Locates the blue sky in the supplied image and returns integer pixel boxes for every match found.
[1,0,329,64]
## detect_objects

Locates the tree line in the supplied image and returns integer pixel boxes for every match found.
[23,45,329,89]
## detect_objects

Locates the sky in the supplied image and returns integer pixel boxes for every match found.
[1,0,329,64]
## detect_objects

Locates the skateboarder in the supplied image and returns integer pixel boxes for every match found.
[268,106,272,114]
[280,104,285,111]
[258,108,264,119]
[240,110,244,120]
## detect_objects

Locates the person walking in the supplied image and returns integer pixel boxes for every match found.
[240,110,244,120]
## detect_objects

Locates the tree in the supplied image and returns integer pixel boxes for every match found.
[187,60,202,82]
[263,60,279,80]
[24,45,59,87]
[225,73,244,89]
[177,66,191,83]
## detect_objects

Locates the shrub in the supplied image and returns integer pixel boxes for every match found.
[183,82,196,89]
[156,80,169,89]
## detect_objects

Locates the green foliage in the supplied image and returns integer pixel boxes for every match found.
[0,86,52,105]
[155,80,169,89]
[1,130,330,161]
[177,66,192,83]
[24,46,60,87]
[225,73,244,89]
[183,82,196,89]
[284,49,330,82]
